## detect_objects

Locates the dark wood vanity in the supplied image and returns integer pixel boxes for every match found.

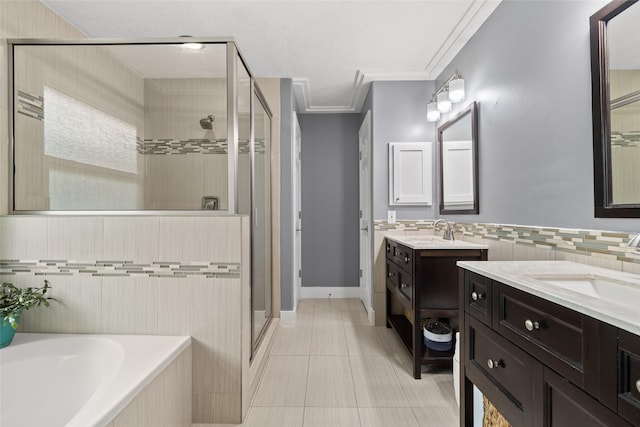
[459,263,640,426]
[385,236,487,379]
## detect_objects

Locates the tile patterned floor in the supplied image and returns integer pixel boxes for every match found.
[198,298,459,427]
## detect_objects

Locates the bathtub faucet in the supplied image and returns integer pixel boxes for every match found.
[434,219,455,241]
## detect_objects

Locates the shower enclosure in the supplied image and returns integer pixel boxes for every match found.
[8,38,273,355]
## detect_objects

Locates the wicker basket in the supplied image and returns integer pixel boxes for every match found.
[403,309,432,329]
[483,396,511,427]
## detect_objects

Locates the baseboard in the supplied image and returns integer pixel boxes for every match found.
[279,310,296,326]
[366,306,375,326]
[299,286,360,299]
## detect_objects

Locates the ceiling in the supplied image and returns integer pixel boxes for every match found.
[41,0,501,113]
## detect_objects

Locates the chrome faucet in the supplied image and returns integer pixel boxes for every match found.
[627,233,640,249]
[434,219,455,241]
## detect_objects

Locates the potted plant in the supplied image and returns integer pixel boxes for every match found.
[1,280,57,348]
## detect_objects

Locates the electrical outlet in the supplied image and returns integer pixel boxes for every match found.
[388,210,396,224]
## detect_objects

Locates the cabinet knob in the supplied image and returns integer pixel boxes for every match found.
[400,282,408,289]
[471,291,484,301]
[388,272,395,278]
[386,245,391,253]
[524,319,540,331]
[636,379,640,393]
[487,359,502,369]
[404,256,411,263]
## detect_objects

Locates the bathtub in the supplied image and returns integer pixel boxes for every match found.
[0,333,191,427]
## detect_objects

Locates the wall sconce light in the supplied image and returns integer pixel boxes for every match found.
[427,70,465,122]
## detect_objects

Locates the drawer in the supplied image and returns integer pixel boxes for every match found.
[386,260,412,305]
[386,261,398,290]
[393,243,413,272]
[385,239,395,260]
[464,270,492,326]
[466,314,540,427]
[493,283,587,387]
[397,269,413,304]
[618,329,640,426]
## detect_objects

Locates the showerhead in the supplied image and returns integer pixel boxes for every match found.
[200,115,215,130]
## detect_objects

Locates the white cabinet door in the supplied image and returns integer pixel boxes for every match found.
[389,142,432,206]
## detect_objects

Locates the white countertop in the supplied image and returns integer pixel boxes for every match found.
[386,235,488,250]
[457,260,640,335]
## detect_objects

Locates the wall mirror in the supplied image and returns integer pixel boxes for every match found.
[591,0,640,217]
[438,101,478,214]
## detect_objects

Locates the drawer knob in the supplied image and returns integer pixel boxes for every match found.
[404,256,411,263]
[388,272,395,277]
[524,319,540,331]
[487,359,502,369]
[471,291,484,301]
[386,245,390,253]
[401,282,408,289]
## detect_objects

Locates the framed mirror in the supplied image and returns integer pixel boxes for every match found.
[438,101,478,214]
[591,0,640,217]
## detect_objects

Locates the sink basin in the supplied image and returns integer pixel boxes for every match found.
[526,274,640,309]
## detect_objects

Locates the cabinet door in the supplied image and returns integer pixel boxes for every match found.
[388,142,432,205]
[619,330,640,426]
[543,367,631,427]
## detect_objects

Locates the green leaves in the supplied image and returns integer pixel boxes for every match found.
[1,280,58,328]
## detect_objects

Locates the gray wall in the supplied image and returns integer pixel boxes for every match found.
[434,0,640,232]
[279,78,295,310]
[370,80,438,220]
[298,114,361,287]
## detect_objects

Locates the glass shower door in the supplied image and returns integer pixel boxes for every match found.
[252,89,272,350]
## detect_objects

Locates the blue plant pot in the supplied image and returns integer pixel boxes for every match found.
[1,311,22,349]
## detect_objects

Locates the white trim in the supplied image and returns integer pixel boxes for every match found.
[279,310,297,326]
[293,69,430,114]
[299,286,360,299]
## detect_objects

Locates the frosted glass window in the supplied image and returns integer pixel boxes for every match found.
[49,166,143,210]
[44,86,139,174]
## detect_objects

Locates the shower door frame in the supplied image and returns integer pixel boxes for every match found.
[7,36,276,356]
[6,37,253,217]
[249,81,274,358]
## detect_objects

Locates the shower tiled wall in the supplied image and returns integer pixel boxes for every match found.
[372,220,640,326]
[0,215,251,424]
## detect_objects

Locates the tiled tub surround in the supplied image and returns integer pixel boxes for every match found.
[0,215,254,424]
[373,220,640,326]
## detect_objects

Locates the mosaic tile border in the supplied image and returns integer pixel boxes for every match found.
[17,90,44,121]
[137,138,266,155]
[15,90,267,155]
[0,260,240,279]
[374,220,640,264]
[611,131,640,147]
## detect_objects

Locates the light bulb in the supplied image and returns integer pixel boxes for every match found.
[437,91,452,113]
[427,102,440,122]
[183,42,204,50]
[449,77,465,103]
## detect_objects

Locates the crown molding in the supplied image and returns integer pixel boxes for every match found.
[293,0,500,114]
[294,69,431,114]
[424,0,500,76]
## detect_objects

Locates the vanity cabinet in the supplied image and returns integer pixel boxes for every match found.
[385,237,487,379]
[460,268,637,427]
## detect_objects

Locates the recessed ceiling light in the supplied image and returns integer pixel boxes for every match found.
[182,42,204,50]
